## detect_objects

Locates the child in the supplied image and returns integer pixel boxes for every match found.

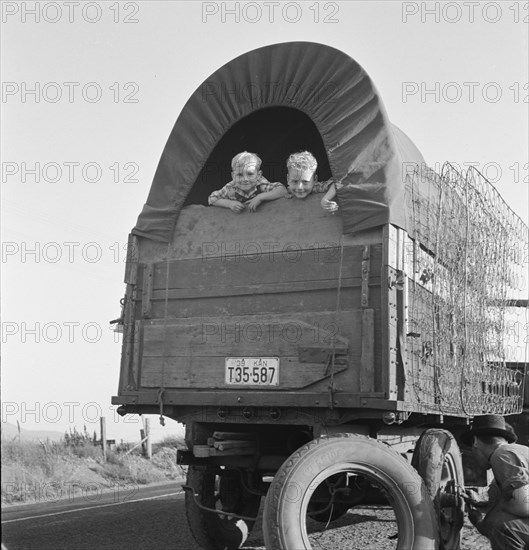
[208,151,286,213]
[285,151,340,210]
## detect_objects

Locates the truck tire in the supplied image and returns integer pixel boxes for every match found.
[412,429,465,550]
[185,466,261,550]
[263,433,439,550]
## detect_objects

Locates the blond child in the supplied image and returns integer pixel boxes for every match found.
[208,151,286,213]
[285,151,340,211]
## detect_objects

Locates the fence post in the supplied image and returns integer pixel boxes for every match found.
[145,418,152,459]
[100,417,107,461]
[140,428,146,457]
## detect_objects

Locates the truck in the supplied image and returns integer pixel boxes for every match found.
[112,42,528,550]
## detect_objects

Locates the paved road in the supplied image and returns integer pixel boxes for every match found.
[1,480,403,550]
[1,482,487,550]
[1,482,236,550]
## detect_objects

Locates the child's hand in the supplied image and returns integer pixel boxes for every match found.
[321,198,339,212]
[246,196,262,212]
[229,201,246,213]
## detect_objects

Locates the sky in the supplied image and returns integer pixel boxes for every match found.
[1,1,528,443]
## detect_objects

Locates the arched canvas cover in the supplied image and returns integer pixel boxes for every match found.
[133,41,424,242]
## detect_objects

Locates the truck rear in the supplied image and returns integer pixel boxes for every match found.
[112,41,528,550]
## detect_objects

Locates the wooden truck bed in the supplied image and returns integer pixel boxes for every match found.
[116,194,395,411]
[113,177,526,420]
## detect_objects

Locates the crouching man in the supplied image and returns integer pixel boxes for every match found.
[461,415,529,550]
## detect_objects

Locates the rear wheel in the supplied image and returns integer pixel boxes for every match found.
[263,433,439,549]
[412,429,465,550]
[185,466,261,550]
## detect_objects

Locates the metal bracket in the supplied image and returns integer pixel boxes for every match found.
[388,272,405,290]
[298,345,348,364]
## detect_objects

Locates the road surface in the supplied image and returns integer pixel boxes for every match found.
[1,481,488,549]
[1,482,221,550]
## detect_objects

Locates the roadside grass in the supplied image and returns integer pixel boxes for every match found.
[1,433,188,504]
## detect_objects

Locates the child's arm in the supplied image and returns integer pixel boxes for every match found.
[208,183,245,213]
[211,198,245,212]
[321,183,338,212]
[247,184,287,212]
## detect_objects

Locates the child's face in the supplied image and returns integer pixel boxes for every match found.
[287,168,316,198]
[232,160,261,192]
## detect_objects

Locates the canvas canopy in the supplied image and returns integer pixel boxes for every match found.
[133,41,425,242]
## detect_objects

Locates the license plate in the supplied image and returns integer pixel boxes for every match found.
[225,357,279,386]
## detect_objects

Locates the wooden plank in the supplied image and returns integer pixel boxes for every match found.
[124,234,139,285]
[193,445,210,457]
[151,246,378,291]
[151,277,362,301]
[213,440,256,451]
[140,356,349,389]
[141,263,154,318]
[360,309,375,392]
[208,447,255,456]
[397,228,410,271]
[114,389,390,409]
[212,432,255,440]
[149,287,366,319]
[141,313,357,358]
[386,225,398,269]
[144,244,382,320]
[387,266,400,400]
[138,311,366,393]
[397,271,409,401]
[361,245,370,307]
[388,318,399,400]
[131,320,142,390]
[403,232,414,276]
[119,283,138,392]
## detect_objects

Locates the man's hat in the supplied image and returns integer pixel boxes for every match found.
[461,414,517,446]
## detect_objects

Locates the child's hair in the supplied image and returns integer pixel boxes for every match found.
[231,151,262,171]
[286,151,318,172]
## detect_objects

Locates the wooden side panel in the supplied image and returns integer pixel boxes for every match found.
[144,245,382,319]
[360,308,375,392]
[120,198,393,405]
[131,242,388,397]
[138,311,361,391]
